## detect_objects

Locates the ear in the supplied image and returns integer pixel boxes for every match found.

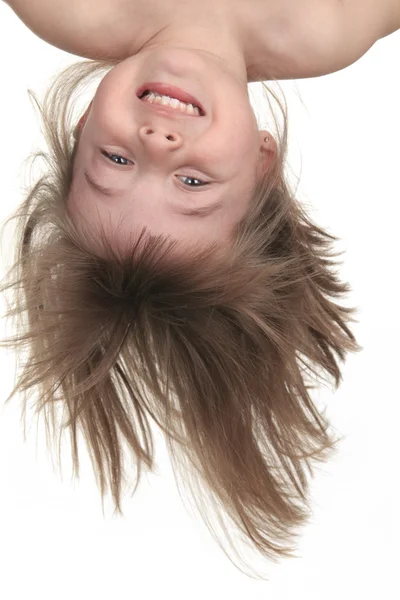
[255,130,279,187]
[73,100,93,141]
[258,129,277,171]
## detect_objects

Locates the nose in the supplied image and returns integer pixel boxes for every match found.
[138,125,184,154]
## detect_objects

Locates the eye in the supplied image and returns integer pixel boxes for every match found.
[101,150,210,188]
[177,175,209,188]
[102,150,131,166]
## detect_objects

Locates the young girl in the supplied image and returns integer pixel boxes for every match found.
[1,0,399,579]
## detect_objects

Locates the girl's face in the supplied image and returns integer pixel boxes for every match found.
[69,46,274,255]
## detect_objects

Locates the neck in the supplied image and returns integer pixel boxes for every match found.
[131,14,249,90]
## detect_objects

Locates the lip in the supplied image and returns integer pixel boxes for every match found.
[138,97,203,119]
[136,82,206,116]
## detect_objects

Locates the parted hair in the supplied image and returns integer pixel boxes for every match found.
[0,57,362,579]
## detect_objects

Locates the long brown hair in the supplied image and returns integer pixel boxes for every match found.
[0,57,362,579]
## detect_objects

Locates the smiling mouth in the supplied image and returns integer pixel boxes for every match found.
[138,97,204,118]
[136,83,206,114]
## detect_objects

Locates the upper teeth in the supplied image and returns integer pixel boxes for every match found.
[141,91,201,115]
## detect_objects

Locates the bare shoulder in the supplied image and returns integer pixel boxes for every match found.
[246,0,400,81]
[3,0,400,77]
[2,0,139,59]
[289,0,400,79]
[328,0,400,65]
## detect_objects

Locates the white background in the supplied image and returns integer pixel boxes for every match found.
[0,4,399,598]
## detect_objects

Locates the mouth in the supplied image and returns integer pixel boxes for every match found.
[137,98,203,119]
[136,82,206,117]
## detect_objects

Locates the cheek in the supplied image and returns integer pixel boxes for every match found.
[220,106,258,148]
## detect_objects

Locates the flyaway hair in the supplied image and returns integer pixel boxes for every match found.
[0,58,362,579]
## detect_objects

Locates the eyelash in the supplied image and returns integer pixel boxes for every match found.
[101,150,210,188]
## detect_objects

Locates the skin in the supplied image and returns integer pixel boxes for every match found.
[68,16,277,256]
[4,0,399,256]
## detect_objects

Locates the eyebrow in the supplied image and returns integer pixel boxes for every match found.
[83,169,224,218]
